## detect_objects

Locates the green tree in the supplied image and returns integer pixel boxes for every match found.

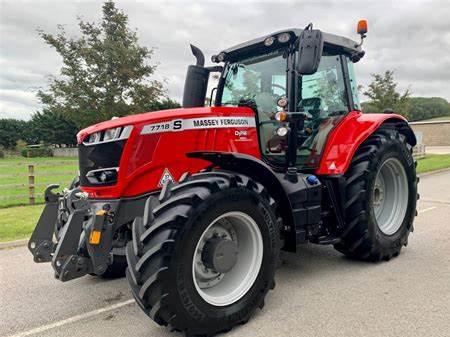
[145,98,181,112]
[37,1,170,129]
[0,119,28,149]
[29,110,78,146]
[407,97,450,121]
[363,70,411,117]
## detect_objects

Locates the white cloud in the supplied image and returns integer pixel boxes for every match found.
[0,0,449,120]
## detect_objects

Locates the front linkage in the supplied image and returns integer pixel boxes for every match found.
[28,185,115,281]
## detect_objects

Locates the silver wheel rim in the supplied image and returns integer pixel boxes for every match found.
[192,211,263,306]
[373,157,409,235]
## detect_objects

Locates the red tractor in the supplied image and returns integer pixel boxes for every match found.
[29,21,418,336]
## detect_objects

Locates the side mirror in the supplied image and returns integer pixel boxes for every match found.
[297,29,324,75]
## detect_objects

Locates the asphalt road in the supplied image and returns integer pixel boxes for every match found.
[1,171,450,337]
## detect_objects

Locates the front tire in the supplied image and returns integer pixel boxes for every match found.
[126,171,279,336]
[334,126,418,261]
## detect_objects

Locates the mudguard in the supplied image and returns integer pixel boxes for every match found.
[316,111,416,175]
[187,152,293,228]
[187,151,323,252]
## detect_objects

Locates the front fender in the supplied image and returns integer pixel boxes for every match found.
[187,151,297,250]
[316,111,416,175]
[186,152,292,215]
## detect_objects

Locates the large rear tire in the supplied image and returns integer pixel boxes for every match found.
[334,126,418,261]
[126,171,279,336]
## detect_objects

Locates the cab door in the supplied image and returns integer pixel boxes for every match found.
[296,54,358,168]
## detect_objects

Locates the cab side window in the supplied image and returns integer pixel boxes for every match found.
[300,55,349,117]
[295,55,350,168]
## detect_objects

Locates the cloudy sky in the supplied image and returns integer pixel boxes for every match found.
[1,0,449,120]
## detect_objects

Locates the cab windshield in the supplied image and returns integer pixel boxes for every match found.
[221,51,287,116]
[220,51,352,169]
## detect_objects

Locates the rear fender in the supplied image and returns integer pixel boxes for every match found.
[316,111,417,175]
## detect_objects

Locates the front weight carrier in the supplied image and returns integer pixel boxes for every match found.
[28,185,116,281]
[28,184,60,263]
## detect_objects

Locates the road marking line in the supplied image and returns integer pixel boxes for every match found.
[8,299,135,337]
[420,198,450,205]
[418,206,437,214]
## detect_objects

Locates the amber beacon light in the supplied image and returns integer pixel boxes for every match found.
[357,19,368,36]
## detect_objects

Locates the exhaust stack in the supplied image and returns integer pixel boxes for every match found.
[190,44,205,67]
[182,44,209,108]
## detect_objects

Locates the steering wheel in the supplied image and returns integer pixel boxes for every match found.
[271,83,286,93]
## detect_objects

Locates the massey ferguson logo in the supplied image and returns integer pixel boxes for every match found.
[141,117,256,135]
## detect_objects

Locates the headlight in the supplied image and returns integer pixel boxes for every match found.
[264,36,275,46]
[83,125,133,146]
[276,126,289,137]
[217,52,226,62]
[103,127,121,141]
[277,33,291,43]
[99,170,116,183]
[87,132,101,144]
[86,167,119,185]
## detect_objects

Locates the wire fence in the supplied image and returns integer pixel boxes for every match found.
[0,148,428,209]
[0,160,78,208]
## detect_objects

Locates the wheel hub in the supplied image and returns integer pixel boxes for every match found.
[373,183,384,206]
[373,157,408,235]
[202,237,238,274]
[192,212,263,306]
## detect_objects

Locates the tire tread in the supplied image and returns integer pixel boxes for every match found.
[126,170,278,336]
[334,126,417,261]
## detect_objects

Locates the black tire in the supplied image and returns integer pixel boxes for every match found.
[334,126,418,261]
[126,171,279,337]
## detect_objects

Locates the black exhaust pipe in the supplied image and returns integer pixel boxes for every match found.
[182,44,209,108]
[190,44,205,67]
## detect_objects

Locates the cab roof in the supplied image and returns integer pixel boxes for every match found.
[216,28,364,63]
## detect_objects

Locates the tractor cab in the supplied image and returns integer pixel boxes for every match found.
[184,23,367,170]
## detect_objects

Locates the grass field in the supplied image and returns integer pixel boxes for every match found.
[421,115,450,122]
[416,154,450,174]
[0,156,78,208]
[0,205,44,242]
[1,154,450,242]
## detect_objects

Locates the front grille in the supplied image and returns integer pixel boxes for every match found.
[78,140,126,186]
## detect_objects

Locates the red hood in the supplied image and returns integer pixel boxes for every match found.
[76,106,254,143]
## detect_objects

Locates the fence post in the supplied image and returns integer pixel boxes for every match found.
[28,164,35,205]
